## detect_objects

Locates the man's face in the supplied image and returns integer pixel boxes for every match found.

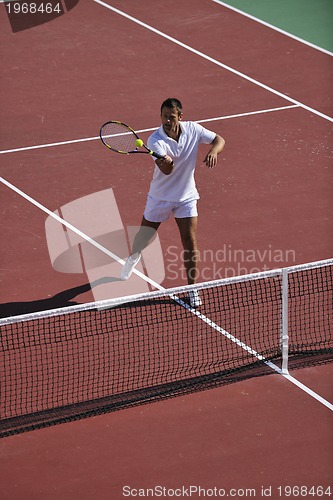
[161,106,182,135]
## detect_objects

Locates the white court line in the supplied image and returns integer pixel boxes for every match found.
[282,374,333,411]
[213,0,333,57]
[93,0,333,124]
[0,104,298,155]
[0,177,163,292]
[1,175,332,411]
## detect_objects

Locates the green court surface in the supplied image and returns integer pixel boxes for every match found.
[218,0,333,53]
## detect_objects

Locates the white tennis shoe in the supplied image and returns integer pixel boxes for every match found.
[188,289,202,308]
[120,253,141,280]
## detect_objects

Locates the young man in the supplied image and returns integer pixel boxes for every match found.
[120,98,225,307]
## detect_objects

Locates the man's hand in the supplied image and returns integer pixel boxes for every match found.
[204,152,219,169]
[156,155,174,175]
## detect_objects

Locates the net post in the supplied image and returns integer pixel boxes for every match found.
[281,268,289,374]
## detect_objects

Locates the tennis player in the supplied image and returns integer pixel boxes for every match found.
[121,98,225,307]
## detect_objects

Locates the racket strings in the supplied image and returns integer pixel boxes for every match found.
[101,122,137,152]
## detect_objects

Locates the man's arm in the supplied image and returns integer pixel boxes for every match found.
[204,135,225,169]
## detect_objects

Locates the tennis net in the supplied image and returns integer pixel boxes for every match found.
[0,259,332,437]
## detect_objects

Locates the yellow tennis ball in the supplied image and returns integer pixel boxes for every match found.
[135,139,143,148]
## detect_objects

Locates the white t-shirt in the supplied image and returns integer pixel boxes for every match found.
[146,121,216,202]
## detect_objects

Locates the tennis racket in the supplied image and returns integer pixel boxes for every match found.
[100,120,165,160]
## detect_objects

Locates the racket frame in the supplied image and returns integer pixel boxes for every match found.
[100,120,164,159]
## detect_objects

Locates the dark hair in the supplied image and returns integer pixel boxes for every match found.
[161,98,183,115]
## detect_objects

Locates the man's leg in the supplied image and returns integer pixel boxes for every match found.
[175,216,199,285]
[131,216,161,256]
[121,217,160,280]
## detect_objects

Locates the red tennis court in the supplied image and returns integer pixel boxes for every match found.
[0,1,332,498]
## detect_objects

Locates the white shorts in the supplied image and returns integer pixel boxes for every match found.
[144,195,198,223]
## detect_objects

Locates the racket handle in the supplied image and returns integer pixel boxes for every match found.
[151,151,165,160]
[152,152,174,167]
